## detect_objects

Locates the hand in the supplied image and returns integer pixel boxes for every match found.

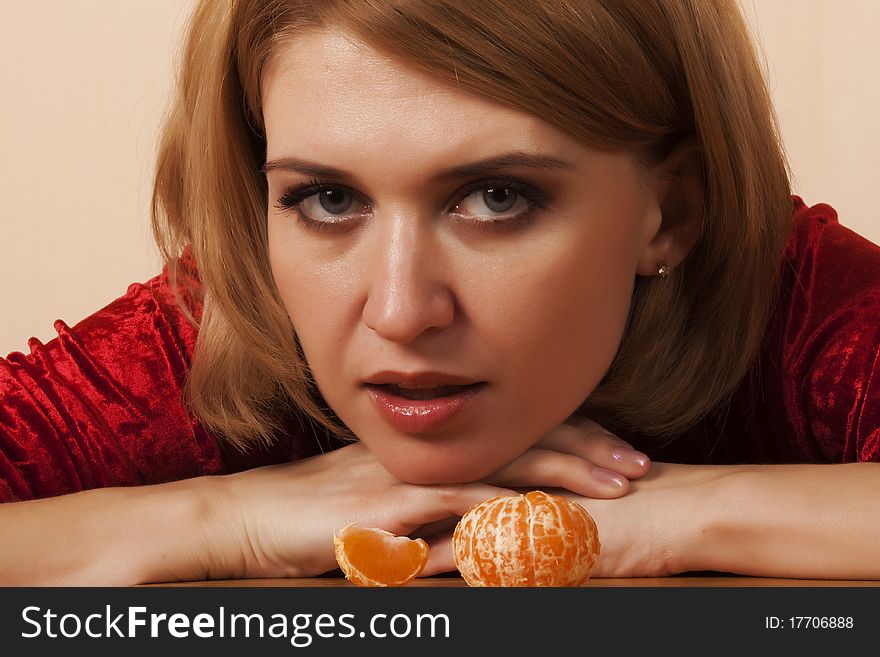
[416,415,651,575]
[195,442,515,581]
[192,415,651,582]
[558,462,725,577]
[484,414,651,498]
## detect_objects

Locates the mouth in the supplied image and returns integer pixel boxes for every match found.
[365,383,480,401]
[363,379,487,433]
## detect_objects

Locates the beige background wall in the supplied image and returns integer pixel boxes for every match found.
[1,0,879,356]
[1,0,197,356]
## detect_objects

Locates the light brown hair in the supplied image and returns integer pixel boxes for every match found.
[152,0,792,448]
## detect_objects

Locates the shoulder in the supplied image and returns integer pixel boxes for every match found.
[59,249,204,365]
[783,197,880,303]
[779,197,880,355]
[770,197,880,461]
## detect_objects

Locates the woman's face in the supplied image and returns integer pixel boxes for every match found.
[264,30,665,484]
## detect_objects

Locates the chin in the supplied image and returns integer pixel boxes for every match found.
[381,450,500,486]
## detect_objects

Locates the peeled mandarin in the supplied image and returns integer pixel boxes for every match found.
[453,491,600,586]
[333,524,429,587]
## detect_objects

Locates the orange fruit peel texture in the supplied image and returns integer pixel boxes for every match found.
[333,524,429,587]
[453,490,601,586]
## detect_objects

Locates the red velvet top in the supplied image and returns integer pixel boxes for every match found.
[1,197,878,502]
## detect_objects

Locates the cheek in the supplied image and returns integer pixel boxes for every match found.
[470,232,637,406]
[267,222,348,359]
[268,223,305,322]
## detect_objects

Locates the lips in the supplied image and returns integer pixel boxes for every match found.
[377,383,470,400]
[364,370,482,388]
[363,372,486,433]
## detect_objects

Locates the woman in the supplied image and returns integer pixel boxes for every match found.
[1,0,878,584]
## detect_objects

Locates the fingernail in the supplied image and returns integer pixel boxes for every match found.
[592,466,626,488]
[611,446,650,468]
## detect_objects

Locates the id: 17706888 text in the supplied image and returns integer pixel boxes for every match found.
[764,616,853,629]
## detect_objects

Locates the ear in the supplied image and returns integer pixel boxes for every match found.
[635,135,705,277]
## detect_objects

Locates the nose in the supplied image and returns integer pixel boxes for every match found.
[361,214,456,345]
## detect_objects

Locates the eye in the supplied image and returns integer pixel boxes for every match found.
[302,188,359,217]
[275,179,370,228]
[451,179,546,224]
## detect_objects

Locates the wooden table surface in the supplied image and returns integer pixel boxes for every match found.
[149,576,880,587]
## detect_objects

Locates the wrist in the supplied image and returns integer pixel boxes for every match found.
[100,476,227,584]
[661,464,746,575]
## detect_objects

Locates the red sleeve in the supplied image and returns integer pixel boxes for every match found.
[781,203,880,462]
[0,262,226,502]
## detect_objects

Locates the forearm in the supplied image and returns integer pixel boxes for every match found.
[0,477,225,586]
[683,462,880,579]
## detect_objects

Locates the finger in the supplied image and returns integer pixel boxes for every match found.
[413,516,459,541]
[484,448,631,499]
[539,419,651,480]
[406,484,524,577]
[417,482,514,514]
[393,482,517,534]
[564,414,622,436]
[400,486,514,578]
[421,532,458,577]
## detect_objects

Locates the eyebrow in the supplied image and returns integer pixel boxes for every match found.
[262,151,576,181]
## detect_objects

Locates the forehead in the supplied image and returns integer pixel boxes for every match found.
[261,29,581,168]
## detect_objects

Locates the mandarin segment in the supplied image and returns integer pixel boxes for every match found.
[333,524,429,587]
[453,491,600,586]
